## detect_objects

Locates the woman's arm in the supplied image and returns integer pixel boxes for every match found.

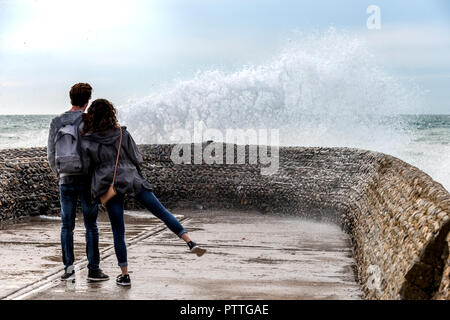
[124,130,144,169]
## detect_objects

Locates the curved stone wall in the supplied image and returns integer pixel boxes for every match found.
[0,144,449,300]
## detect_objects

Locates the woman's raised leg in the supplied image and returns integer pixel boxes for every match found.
[135,187,206,256]
[136,188,187,238]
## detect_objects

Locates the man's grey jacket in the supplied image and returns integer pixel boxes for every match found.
[47,110,84,185]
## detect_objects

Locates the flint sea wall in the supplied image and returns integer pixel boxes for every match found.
[0,143,449,300]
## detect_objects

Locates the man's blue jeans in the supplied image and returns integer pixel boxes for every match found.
[105,187,187,267]
[59,178,100,271]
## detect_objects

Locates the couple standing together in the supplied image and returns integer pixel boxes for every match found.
[47,83,206,286]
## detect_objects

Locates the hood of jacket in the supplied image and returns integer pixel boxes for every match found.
[58,110,83,126]
[82,126,127,145]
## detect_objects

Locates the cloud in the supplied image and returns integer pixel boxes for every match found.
[361,24,450,70]
[1,0,144,53]
[0,80,28,88]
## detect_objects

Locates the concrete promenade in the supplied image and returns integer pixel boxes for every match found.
[0,210,362,300]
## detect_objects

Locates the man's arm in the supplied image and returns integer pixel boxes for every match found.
[47,118,58,175]
[80,139,92,176]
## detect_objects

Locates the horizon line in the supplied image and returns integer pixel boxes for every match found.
[1,113,449,116]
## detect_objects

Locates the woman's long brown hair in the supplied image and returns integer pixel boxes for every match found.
[82,99,119,134]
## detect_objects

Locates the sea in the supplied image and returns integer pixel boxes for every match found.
[0,114,448,192]
[0,30,448,191]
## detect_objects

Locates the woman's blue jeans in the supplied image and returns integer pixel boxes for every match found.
[105,187,188,267]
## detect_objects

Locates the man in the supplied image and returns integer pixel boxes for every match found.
[47,83,109,282]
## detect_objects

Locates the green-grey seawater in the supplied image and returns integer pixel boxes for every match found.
[0,114,449,192]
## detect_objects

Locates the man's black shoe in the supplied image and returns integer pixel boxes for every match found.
[61,266,75,281]
[87,269,110,282]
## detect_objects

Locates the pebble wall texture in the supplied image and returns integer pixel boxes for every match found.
[0,143,449,300]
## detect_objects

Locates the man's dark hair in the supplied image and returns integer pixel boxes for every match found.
[70,83,92,107]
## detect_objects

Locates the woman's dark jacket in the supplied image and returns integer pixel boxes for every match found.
[81,126,152,203]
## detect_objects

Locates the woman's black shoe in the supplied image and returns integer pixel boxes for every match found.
[188,241,207,257]
[116,274,131,286]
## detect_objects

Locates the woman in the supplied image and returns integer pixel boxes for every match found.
[81,98,206,286]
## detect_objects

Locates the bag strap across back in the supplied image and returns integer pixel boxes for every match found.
[112,126,123,186]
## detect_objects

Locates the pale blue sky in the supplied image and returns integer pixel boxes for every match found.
[0,0,449,114]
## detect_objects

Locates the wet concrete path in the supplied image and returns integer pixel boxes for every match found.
[0,210,363,300]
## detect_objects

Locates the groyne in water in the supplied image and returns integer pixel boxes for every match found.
[0,144,449,300]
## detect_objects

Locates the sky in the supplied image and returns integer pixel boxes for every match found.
[0,0,449,114]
